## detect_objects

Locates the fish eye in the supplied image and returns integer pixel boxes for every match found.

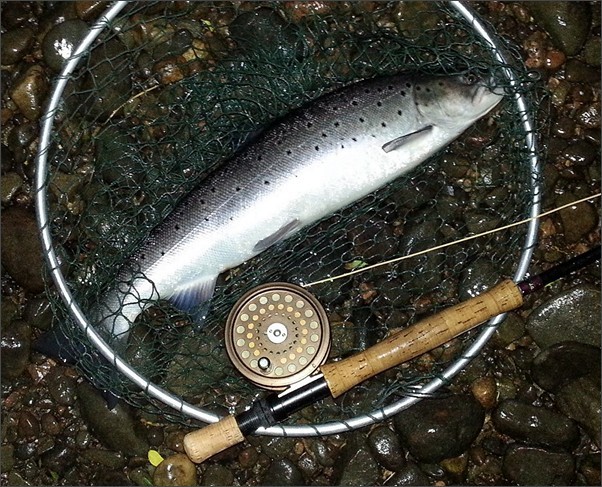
[463,73,478,85]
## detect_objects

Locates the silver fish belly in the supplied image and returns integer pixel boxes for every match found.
[96,74,503,343]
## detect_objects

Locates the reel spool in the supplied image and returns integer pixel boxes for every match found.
[225,283,330,390]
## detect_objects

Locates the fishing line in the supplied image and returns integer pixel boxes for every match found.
[303,192,601,288]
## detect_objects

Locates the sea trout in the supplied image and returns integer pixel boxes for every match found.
[95,73,503,345]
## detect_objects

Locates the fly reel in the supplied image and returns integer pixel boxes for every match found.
[225,283,331,390]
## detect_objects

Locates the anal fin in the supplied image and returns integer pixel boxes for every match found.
[170,275,218,314]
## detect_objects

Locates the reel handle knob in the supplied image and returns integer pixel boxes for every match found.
[183,415,244,463]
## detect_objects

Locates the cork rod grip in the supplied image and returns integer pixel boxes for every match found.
[320,279,523,398]
[183,415,245,463]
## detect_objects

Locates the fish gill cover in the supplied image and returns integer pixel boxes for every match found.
[42,1,544,425]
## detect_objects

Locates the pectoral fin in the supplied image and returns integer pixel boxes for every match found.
[382,125,433,153]
[170,275,218,313]
[253,219,302,253]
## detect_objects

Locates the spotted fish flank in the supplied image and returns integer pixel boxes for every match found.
[95,74,504,345]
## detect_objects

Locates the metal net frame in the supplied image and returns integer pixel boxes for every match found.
[35,1,542,435]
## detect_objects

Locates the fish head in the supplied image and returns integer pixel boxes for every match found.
[413,74,504,127]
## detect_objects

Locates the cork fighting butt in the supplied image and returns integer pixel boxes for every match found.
[183,415,244,464]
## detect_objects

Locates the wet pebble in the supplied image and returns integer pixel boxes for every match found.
[555,373,601,447]
[458,257,498,301]
[1,320,31,379]
[9,65,47,121]
[1,172,23,205]
[557,140,598,167]
[367,425,406,471]
[1,28,34,65]
[308,438,338,468]
[393,394,485,462]
[463,210,501,234]
[502,444,574,485]
[491,313,525,347]
[526,284,600,348]
[40,413,62,436]
[564,59,600,83]
[23,297,54,331]
[1,206,47,293]
[153,453,198,486]
[531,341,601,392]
[262,458,305,486]
[525,2,591,56]
[82,449,126,469]
[201,463,234,486]
[384,461,430,486]
[47,367,77,406]
[583,36,601,66]
[556,193,598,242]
[42,19,89,72]
[76,381,148,455]
[0,445,14,472]
[17,411,40,441]
[336,443,379,487]
[492,399,579,449]
[471,376,497,410]
[41,442,77,472]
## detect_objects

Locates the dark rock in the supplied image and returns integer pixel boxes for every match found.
[384,462,430,485]
[526,284,601,347]
[42,19,89,71]
[201,463,234,486]
[525,2,591,56]
[40,413,62,436]
[502,444,574,485]
[555,373,601,447]
[565,59,600,83]
[1,320,31,379]
[252,435,297,461]
[153,453,197,486]
[0,172,23,205]
[41,443,77,472]
[17,411,40,441]
[262,458,305,486]
[583,36,601,66]
[491,313,525,347]
[557,140,598,167]
[82,449,126,469]
[309,439,339,467]
[492,399,579,449]
[9,64,47,121]
[367,425,406,471]
[1,28,34,65]
[76,382,148,455]
[47,367,77,406]
[24,297,54,331]
[0,444,14,472]
[458,258,499,301]
[296,452,321,479]
[393,394,485,463]
[1,206,47,293]
[531,341,601,392]
[337,444,379,486]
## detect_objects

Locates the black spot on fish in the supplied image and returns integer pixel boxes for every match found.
[204,217,209,222]
[400,90,406,97]
[141,254,146,260]
[388,85,394,90]
[277,140,283,145]
[236,187,241,192]
[426,87,431,93]
[406,82,411,88]
[286,149,292,155]
[334,121,340,127]
[359,117,365,123]
[416,86,421,91]
[211,187,216,193]
[175,224,180,230]
[364,88,370,93]
[264,180,270,185]
[397,110,402,116]
[376,101,382,107]
[315,145,320,151]
[377,87,383,92]
[332,106,338,111]
[200,200,205,205]
[322,133,328,138]
[257,155,262,161]
[161,251,165,256]
[341,144,345,149]
[438,81,444,86]
[381,122,387,127]
[306,122,313,128]
[352,137,357,142]
[351,100,358,106]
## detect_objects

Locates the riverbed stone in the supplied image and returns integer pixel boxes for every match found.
[531,341,601,392]
[76,382,148,456]
[336,444,379,486]
[153,453,198,486]
[1,206,47,293]
[492,399,579,449]
[393,394,485,463]
[42,19,89,72]
[9,64,47,121]
[367,425,406,471]
[384,461,430,486]
[1,320,31,380]
[555,373,601,447]
[201,463,234,486]
[525,2,591,56]
[1,28,34,65]
[526,284,601,348]
[262,458,305,486]
[502,444,574,485]
[557,192,598,243]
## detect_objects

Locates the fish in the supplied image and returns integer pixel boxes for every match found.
[94,73,504,347]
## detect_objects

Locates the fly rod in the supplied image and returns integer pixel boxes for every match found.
[183,245,601,463]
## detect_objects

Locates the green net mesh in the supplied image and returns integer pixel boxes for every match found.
[42,1,544,426]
